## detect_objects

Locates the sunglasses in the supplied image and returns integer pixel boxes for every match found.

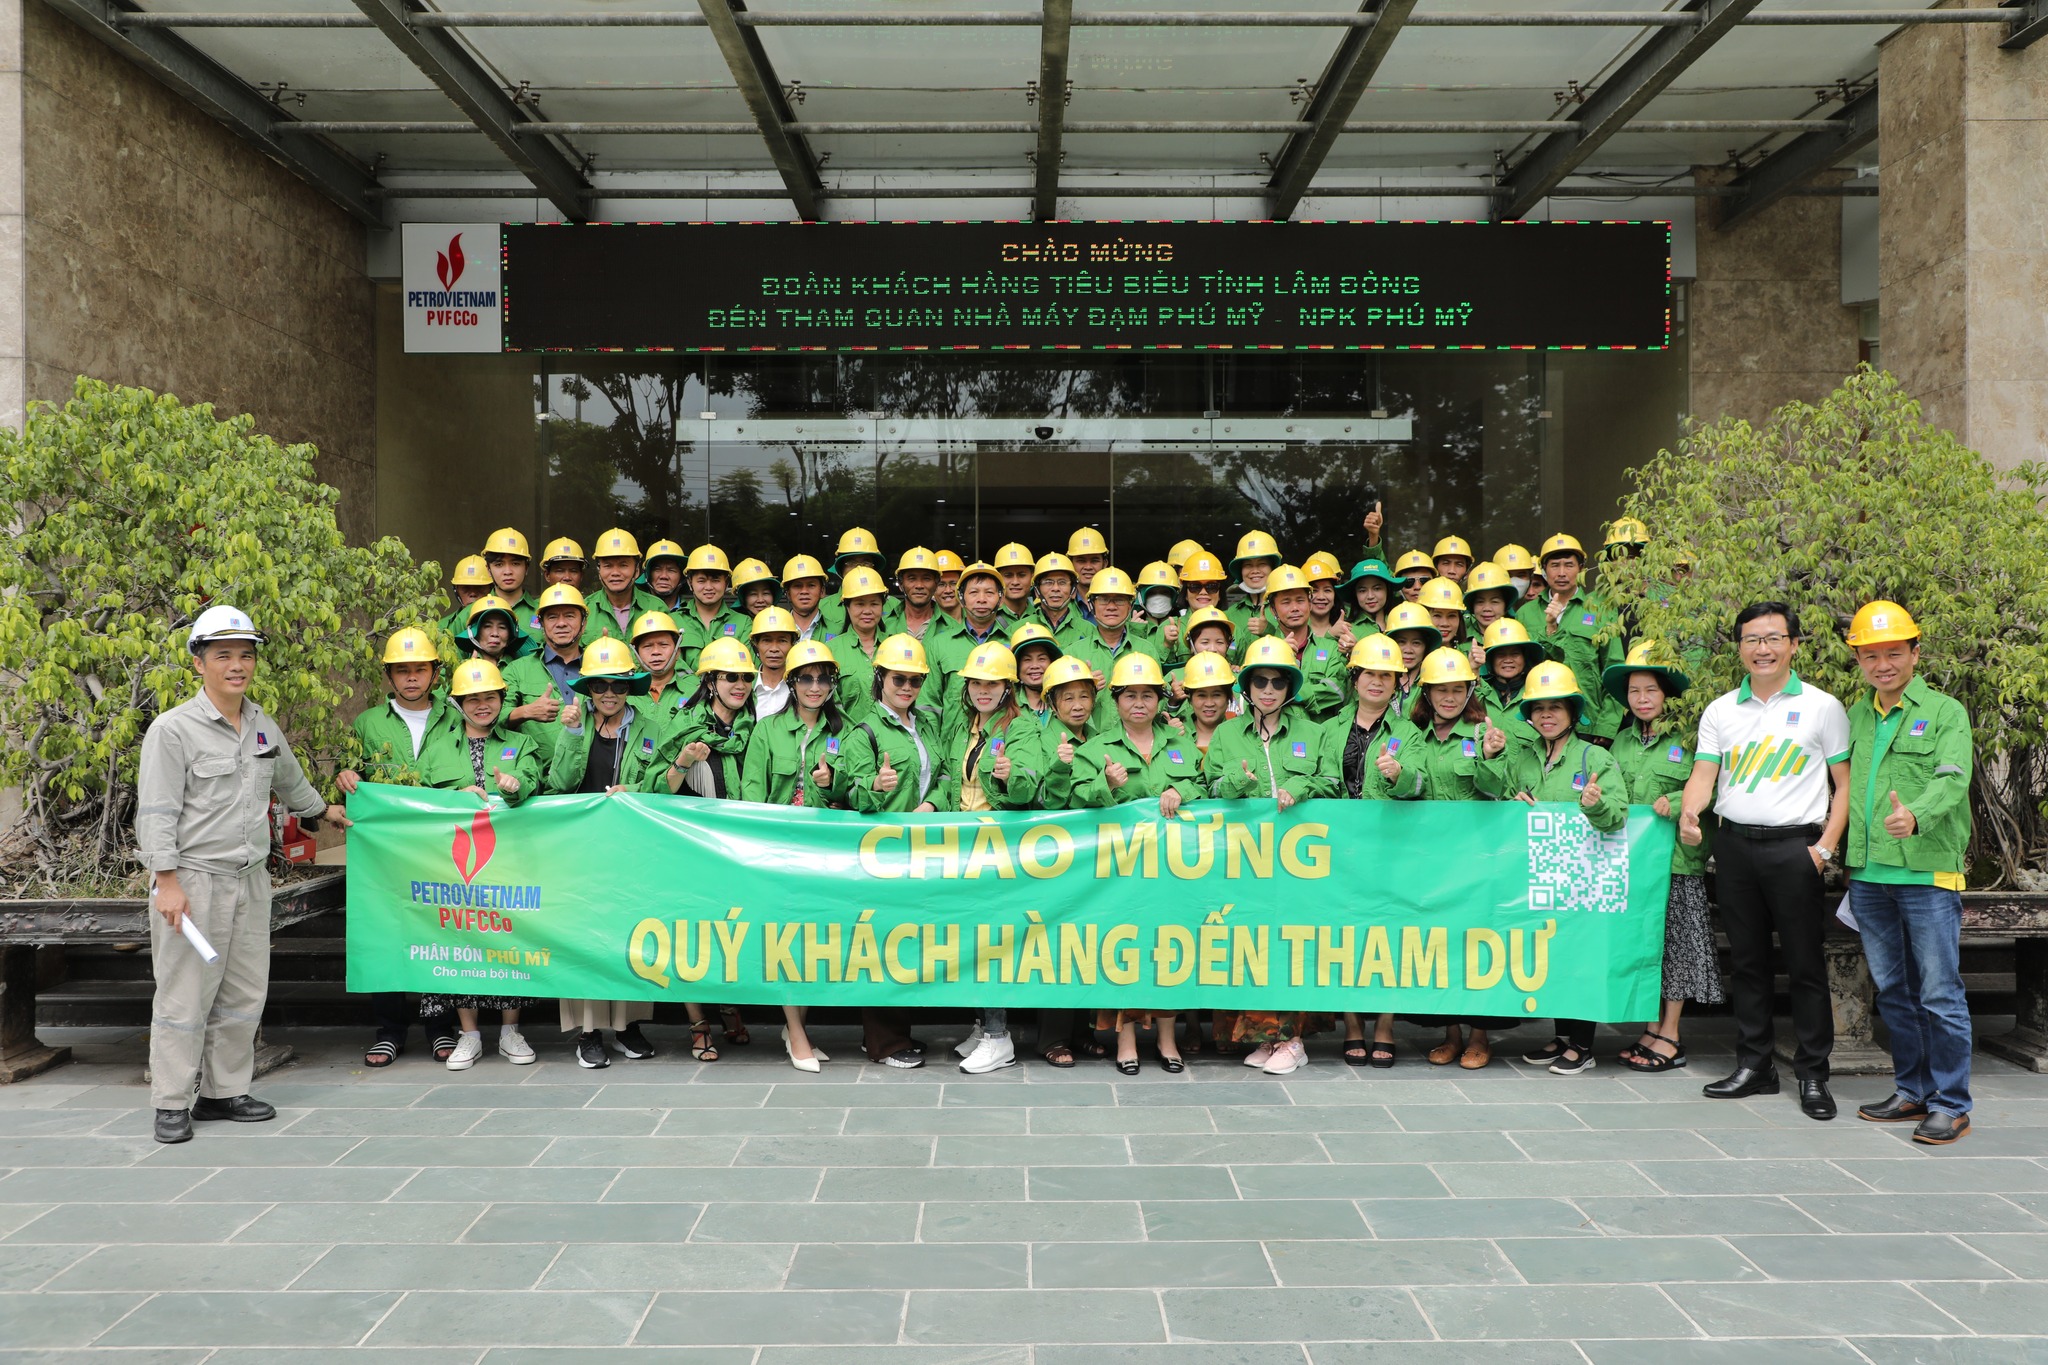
[709,671,752,686]
[584,679,630,695]
[791,670,835,687]
[1246,673,1289,690]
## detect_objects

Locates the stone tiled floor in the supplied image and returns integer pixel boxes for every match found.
[3,1020,2047,1362]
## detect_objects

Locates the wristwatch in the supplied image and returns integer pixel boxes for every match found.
[1815,844,1836,864]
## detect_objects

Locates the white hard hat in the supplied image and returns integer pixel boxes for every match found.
[187,604,266,652]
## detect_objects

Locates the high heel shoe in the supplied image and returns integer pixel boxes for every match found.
[782,1027,823,1073]
[780,1026,828,1062]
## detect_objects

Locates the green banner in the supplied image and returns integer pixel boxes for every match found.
[345,784,1674,1020]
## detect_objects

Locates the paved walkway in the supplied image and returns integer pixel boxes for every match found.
[2,1020,2046,1362]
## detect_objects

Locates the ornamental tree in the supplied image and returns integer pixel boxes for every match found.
[1597,366,2048,887]
[0,379,443,894]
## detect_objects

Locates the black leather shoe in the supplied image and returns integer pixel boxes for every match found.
[1702,1065,1779,1099]
[1912,1111,1970,1145]
[1799,1079,1837,1121]
[1857,1093,1929,1124]
[154,1108,193,1144]
[190,1094,276,1123]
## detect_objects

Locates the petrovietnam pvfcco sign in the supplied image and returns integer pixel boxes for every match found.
[400,223,503,353]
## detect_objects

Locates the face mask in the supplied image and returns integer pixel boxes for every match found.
[1143,591,1175,620]
[1509,574,1532,597]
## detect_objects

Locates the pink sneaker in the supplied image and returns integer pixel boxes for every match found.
[1263,1038,1308,1075]
[1241,1042,1277,1068]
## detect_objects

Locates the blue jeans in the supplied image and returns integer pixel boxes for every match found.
[1849,879,1973,1116]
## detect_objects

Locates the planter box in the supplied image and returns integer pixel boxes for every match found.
[0,871,346,1083]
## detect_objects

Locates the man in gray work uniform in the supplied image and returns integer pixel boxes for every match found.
[136,605,351,1144]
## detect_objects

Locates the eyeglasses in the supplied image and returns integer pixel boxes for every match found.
[791,671,834,687]
[584,679,630,695]
[709,671,752,685]
[1246,673,1289,691]
[1738,633,1793,648]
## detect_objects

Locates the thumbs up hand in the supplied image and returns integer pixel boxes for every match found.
[1375,742,1402,783]
[1335,621,1356,654]
[1469,640,1488,672]
[1163,617,1180,646]
[873,749,899,792]
[1105,760,1129,789]
[1056,734,1075,765]
[560,696,582,730]
[1362,502,1383,541]
[492,765,520,795]
[1481,720,1507,758]
[1579,773,1601,810]
[1679,807,1704,847]
[1884,790,1917,837]
[678,740,711,768]
[1545,596,1567,629]
[990,745,1012,781]
[1241,759,1257,785]
[1245,612,1267,636]
[812,757,834,789]
[533,683,561,721]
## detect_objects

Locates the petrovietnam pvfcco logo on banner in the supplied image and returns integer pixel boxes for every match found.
[407,807,544,938]
[400,222,504,354]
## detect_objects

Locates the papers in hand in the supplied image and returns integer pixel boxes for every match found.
[179,916,221,964]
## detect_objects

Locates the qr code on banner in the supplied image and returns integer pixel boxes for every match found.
[1526,810,1630,914]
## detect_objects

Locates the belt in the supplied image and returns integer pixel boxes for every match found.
[1718,819,1822,842]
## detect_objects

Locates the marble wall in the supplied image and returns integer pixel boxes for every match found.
[1879,1,2048,472]
[14,0,377,538]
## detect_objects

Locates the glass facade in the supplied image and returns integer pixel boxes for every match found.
[376,288,1688,577]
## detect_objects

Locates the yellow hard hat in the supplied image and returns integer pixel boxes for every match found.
[449,657,508,697]
[992,542,1035,571]
[685,544,731,574]
[833,527,882,570]
[695,636,758,675]
[1539,533,1586,563]
[1846,600,1921,648]
[536,583,587,614]
[1417,577,1466,613]
[1136,561,1181,592]
[960,641,1018,683]
[1184,605,1235,640]
[750,606,799,638]
[1301,551,1343,583]
[1464,562,1518,602]
[1433,536,1474,562]
[1604,517,1650,550]
[840,565,890,600]
[781,553,828,584]
[631,610,680,641]
[1602,638,1691,701]
[540,536,586,567]
[1166,539,1205,571]
[731,558,778,592]
[1417,647,1477,687]
[1109,653,1166,689]
[1238,636,1304,693]
[1230,529,1282,573]
[483,527,530,559]
[1394,550,1435,576]
[1009,621,1062,656]
[1493,543,1535,573]
[1087,567,1135,598]
[896,546,938,576]
[1386,601,1442,645]
[1485,618,1550,669]
[575,635,647,692]
[1067,526,1109,557]
[1182,651,1238,689]
[875,632,931,676]
[933,549,965,574]
[644,538,687,566]
[593,528,641,559]
[449,555,492,587]
[786,638,838,673]
[1034,552,1078,582]
[380,626,438,666]
[465,594,519,627]
[1520,660,1584,714]
[1264,564,1312,597]
[957,560,1003,591]
[1348,633,1405,673]
[1040,655,1098,693]
[1179,552,1227,583]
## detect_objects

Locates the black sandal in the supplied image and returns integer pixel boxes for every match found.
[718,1007,751,1046]
[1114,1056,1140,1076]
[1042,1043,1077,1068]
[690,1020,721,1062]
[1520,1036,1569,1065]
[1158,1052,1185,1074]
[432,1034,458,1062]
[1342,1040,1372,1067]
[364,1040,399,1068]
[1618,1030,1687,1073]
[1369,1041,1397,1069]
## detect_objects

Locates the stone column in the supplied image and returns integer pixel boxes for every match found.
[0,0,23,431]
[1879,0,2048,469]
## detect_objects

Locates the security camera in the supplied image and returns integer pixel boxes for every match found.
[1033,425,1056,441]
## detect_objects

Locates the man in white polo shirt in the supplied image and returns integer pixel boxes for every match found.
[1679,602,1850,1121]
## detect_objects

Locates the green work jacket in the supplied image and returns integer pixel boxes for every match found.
[675,602,751,674]
[1207,706,1331,803]
[933,709,1036,812]
[740,707,851,809]
[545,708,670,794]
[582,586,670,645]
[1845,675,1973,878]
[824,629,884,722]
[1406,718,1508,801]
[922,614,1013,713]
[347,696,465,785]
[1316,706,1426,800]
[417,722,543,805]
[645,703,754,797]
[1515,588,1625,739]
[1071,719,1182,808]
[839,702,945,814]
[1609,720,1710,876]
[1497,735,1629,833]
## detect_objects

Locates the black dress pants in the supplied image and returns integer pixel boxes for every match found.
[1714,829,1833,1080]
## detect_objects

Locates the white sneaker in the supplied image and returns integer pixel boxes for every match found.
[498,1027,535,1065]
[1242,1042,1276,1069]
[1263,1038,1308,1075]
[954,1024,985,1059]
[959,1034,1017,1074]
[445,1032,483,1071]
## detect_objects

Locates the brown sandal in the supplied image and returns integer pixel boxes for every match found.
[1042,1043,1076,1068]
[719,1006,751,1046]
[690,1020,721,1062]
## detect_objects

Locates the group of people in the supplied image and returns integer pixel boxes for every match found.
[137,516,1980,1149]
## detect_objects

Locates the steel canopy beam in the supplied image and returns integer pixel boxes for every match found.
[1265,0,1419,220]
[1032,0,1074,220]
[349,0,587,219]
[39,0,381,226]
[1496,0,1763,220]
[1717,86,1878,228]
[2004,0,2048,48]
[697,0,824,219]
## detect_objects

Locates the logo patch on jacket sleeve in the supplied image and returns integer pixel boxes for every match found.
[1572,771,1587,790]
[825,736,840,755]
[723,623,736,635]
[1580,612,1596,626]
[642,736,655,754]
[1168,749,1183,763]
[1461,738,1476,757]
[1667,743,1686,762]
[500,745,517,761]
[1292,741,1308,757]
[1909,719,1929,736]
[1314,649,1327,661]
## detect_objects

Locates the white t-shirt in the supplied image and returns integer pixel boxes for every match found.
[754,676,790,720]
[1696,671,1850,827]
[391,699,432,757]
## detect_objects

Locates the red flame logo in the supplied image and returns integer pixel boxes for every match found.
[451,808,496,884]
[435,233,465,292]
